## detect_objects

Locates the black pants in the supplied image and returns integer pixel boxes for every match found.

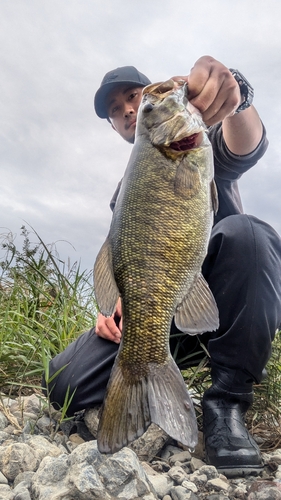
[43,215,281,416]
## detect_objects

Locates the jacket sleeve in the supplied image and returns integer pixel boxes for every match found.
[208,122,269,181]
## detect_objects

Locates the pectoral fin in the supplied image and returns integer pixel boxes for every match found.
[175,273,219,334]
[211,178,219,214]
[174,162,201,199]
[93,237,120,317]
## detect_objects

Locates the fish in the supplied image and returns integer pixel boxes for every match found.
[93,79,219,454]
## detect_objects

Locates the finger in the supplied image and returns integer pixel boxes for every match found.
[115,297,122,318]
[187,56,212,100]
[190,72,240,124]
[96,314,122,343]
[96,324,121,343]
[171,75,189,84]
[199,86,239,125]
[105,316,121,335]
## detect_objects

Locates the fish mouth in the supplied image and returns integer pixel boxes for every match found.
[169,133,200,151]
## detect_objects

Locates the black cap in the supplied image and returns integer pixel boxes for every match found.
[94,66,151,119]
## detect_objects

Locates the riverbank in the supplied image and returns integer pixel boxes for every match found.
[0,394,280,499]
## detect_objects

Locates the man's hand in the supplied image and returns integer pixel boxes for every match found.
[172,55,263,155]
[172,55,241,126]
[95,297,122,344]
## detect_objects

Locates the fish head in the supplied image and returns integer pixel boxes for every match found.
[136,79,206,158]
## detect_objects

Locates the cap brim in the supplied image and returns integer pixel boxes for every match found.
[94,80,147,119]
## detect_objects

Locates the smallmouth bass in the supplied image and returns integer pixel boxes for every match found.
[94,79,219,454]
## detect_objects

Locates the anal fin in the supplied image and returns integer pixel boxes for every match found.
[148,356,198,450]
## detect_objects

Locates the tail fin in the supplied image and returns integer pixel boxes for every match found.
[97,355,198,454]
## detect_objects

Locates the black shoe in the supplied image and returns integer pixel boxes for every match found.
[203,392,264,478]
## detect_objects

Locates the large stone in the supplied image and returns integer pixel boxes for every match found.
[168,465,189,484]
[247,479,281,499]
[0,411,8,430]
[170,484,199,499]
[128,423,170,462]
[98,447,158,498]
[0,443,39,481]
[31,453,105,500]
[31,441,158,500]
[84,406,101,438]
[0,484,14,500]
[69,440,105,469]
[207,477,230,492]
[24,435,62,462]
[148,472,174,498]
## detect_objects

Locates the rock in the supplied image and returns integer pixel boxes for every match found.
[24,434,62,462]
[13,471,35,488]
[148,472,174,498]
[247,479,281,499]
[0,484,14,500]
[141,462,160,476]
[0,412,9,430]
[0,431,14,445]
[168,465,189,484]
[207,477,230,492]
[129,423,170,462]
[197,465,219,480]
[98,447,158,499]
[170,484,199,499]
[35,414,54,434]
[189,470,208,486]
[0,442,39,481]
[190,456,206,471]
[150,460,171,473]
[31,455,106,500]
[276,465,281,479]
[0,393,280,499]
[84,406,101,437]
[0,470,8,484]
[69,440,105,469]
[13,480,32,500]
[68,432,85,446]
[181,479,198,492]
[161,444,185,461]
[169,450,192,465]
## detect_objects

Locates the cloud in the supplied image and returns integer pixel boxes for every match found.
[0,0,280,271]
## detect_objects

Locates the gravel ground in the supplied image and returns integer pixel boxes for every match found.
[0,393,280,499]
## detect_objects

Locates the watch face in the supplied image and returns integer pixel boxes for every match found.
[229,69,254,113]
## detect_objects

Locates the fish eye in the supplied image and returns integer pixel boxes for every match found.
[143,102,154,113]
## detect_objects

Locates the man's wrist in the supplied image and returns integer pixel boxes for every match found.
[229,69,254,114]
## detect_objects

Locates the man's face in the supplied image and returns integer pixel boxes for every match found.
[106,85,144,144]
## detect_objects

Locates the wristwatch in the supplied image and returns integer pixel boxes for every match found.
[229,69,254,113]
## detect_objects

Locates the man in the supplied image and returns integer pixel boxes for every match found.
[44,56,281,477]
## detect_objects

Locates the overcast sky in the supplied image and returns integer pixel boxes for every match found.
[1,0,280,272]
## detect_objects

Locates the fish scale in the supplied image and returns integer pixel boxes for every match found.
[94,79,219,454]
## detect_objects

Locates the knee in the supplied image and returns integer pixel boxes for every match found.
[211,214,281,260]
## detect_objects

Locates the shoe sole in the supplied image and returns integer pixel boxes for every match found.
[215,464,264,478]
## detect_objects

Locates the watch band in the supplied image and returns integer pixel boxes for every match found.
[229,69,254,113]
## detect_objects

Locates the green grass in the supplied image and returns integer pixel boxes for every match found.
[0,226,97,389]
